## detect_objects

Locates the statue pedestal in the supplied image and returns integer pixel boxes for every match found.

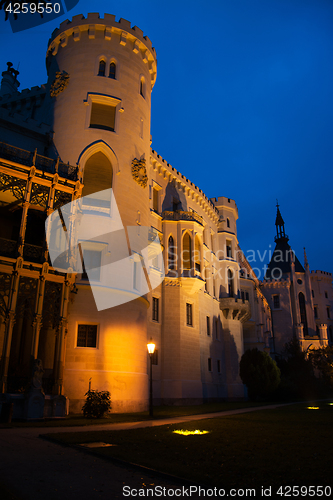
[24,389,45,420]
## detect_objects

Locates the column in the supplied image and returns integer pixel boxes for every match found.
[17,166,34,257]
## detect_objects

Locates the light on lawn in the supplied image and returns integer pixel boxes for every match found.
[307,406,320,410]
[172,429,209,435]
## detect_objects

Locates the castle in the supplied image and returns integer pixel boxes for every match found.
[0,14,331,416]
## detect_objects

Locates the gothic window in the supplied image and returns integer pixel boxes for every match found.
[82,152,113,207]
[195,236,201,273]
[109,62,116,79]
[140,76,145,97]
[98,60,106,76]
[183,233,192,270]
[77,324,98,348]
[299,292,308,336]
[168,236,176,270]
[153,187,159,212]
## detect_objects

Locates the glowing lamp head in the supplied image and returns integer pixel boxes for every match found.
[147,338,155,355]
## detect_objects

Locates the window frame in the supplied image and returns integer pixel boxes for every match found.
[85,93,121,133]
[152,297,159,322]
[186,302,193,327]
[76,323,99,349]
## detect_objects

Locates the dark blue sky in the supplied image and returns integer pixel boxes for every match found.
[1,0,332,278]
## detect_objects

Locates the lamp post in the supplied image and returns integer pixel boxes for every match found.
[147,338,155,417]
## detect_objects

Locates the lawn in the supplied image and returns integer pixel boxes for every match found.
[0,400,272,428]
[43,402,333,490]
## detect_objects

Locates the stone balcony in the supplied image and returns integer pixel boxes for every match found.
[220,296,251,322]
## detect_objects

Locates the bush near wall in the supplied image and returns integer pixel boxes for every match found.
[239,348,281,400]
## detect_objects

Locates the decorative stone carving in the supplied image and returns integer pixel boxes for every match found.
[131,157,148,188]
[50,71,70,97]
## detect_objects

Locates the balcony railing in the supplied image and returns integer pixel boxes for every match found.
[0,237,16,258]
[0,142,78,181]
[162,210,203,225]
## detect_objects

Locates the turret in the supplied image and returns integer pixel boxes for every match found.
[0,62,20,97]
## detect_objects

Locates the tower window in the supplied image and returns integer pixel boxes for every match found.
[314,306,318,319]
[227,218,230,228]
[325,291,328,299]
[226,240,232,258]
[186,303,193,326]
[98,60,106,76]
[208,358,212,372]
[140,77,145,97]
[109,62,116,79]
[327,307,331,319]
[90,103,116,132]
[312,290,314,298]
[153,187,159,212]
[168,236,176,271]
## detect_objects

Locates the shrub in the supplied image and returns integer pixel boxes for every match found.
[239,348,281,400]
[82,389,111,418]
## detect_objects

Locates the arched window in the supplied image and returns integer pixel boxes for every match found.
[98,60,106,76]
[82,151,113,207]
[228,269,234,297]
[183,233,192,270]
[227,218,230,228]
[140,77,145,97]
[299,292,308,336]
[168,236,176,270]
[195,236,201,272]
[109,62,116,79]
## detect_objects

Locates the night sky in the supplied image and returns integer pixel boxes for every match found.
[1,0,332,279]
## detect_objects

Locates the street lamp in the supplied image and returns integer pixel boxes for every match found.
[147,338,155,417]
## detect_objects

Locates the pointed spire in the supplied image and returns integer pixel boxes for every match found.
[274,201,288,242]
[304,247,309,268]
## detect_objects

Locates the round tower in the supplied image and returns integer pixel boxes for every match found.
[45,14,157,413]
[46,12,157,229]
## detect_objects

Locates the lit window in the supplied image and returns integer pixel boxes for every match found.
[183,233,192,270]
[152,297,159,322]
[273,295,280,309]
[90,102,116,132]
[77,324,97,348]
[206,316,210,336]
[109,62,116,79]
[186,303,193,326]
[208,358,212,372]
[98,60,106,76]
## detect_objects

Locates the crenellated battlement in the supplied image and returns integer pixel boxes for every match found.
[150,148,220,223]
[47,13,157,87]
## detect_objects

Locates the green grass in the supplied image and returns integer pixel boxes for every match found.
[0,401,273,428]
[43,402,333,490]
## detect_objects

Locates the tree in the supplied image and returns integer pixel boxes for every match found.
[308,346,333,386]
[239,348,281,400]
